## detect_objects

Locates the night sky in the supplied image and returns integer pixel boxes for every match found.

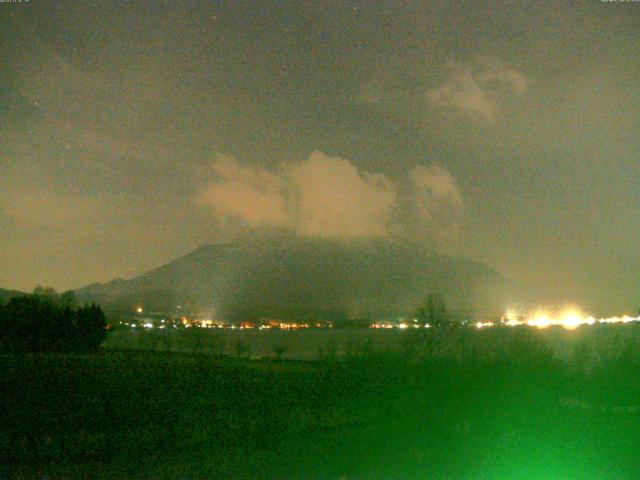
[1,1,639,312]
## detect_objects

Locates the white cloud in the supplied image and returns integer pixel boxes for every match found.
[286,151,396,238]
[196,151,464,243]
[197,151,396,238]
[426,58,528,120]
[196,155,290,228]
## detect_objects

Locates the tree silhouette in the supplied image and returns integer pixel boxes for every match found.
[416,293,449,328]
[73,303,107,352]
[0,288,107,353]
[59,290,79,310]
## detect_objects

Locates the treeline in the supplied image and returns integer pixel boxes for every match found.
[415,293,451,327]
[0,287,107,353]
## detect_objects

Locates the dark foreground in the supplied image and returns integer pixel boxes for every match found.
[2,334,640,479]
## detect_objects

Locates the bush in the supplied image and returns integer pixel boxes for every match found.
[0,291,107,353]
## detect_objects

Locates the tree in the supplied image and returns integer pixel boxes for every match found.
[416,293,449,328]
[0,290,108,353]
[33,285,58,300]
[73,303,107,352]
[59,291,79,310]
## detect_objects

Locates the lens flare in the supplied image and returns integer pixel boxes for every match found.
[504,308,520,321]
[476,321,494,329]
[527,311,552,329]
[496,306,640,330]
[558,307,584,330]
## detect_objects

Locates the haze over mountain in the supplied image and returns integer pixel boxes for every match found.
[75,232,535,321]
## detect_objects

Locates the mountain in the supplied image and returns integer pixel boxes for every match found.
[75,233,529,320]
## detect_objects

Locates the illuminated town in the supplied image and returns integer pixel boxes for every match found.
[121,306,640,331]
[475,307,640,330]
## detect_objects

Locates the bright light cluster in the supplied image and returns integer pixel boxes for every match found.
[475,306,640,331]
[475,321,494,329]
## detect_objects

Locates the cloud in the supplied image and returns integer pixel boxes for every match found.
[411,164,464,220]
[196,151,463,242]
[286,151,396,237]
[196,155,290,229]
[426,58,529,120]
[388,165,465,246]
[411,165,464,243]
[196,151,396,238]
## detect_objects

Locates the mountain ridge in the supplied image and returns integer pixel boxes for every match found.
[75,234,529,320]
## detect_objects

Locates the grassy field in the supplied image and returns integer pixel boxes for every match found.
[104,322,640,366]
[2,328,640,479]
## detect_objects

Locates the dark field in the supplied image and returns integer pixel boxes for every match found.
[3,329,640,479]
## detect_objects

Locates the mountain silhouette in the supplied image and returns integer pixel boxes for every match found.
[75,232,528,321]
